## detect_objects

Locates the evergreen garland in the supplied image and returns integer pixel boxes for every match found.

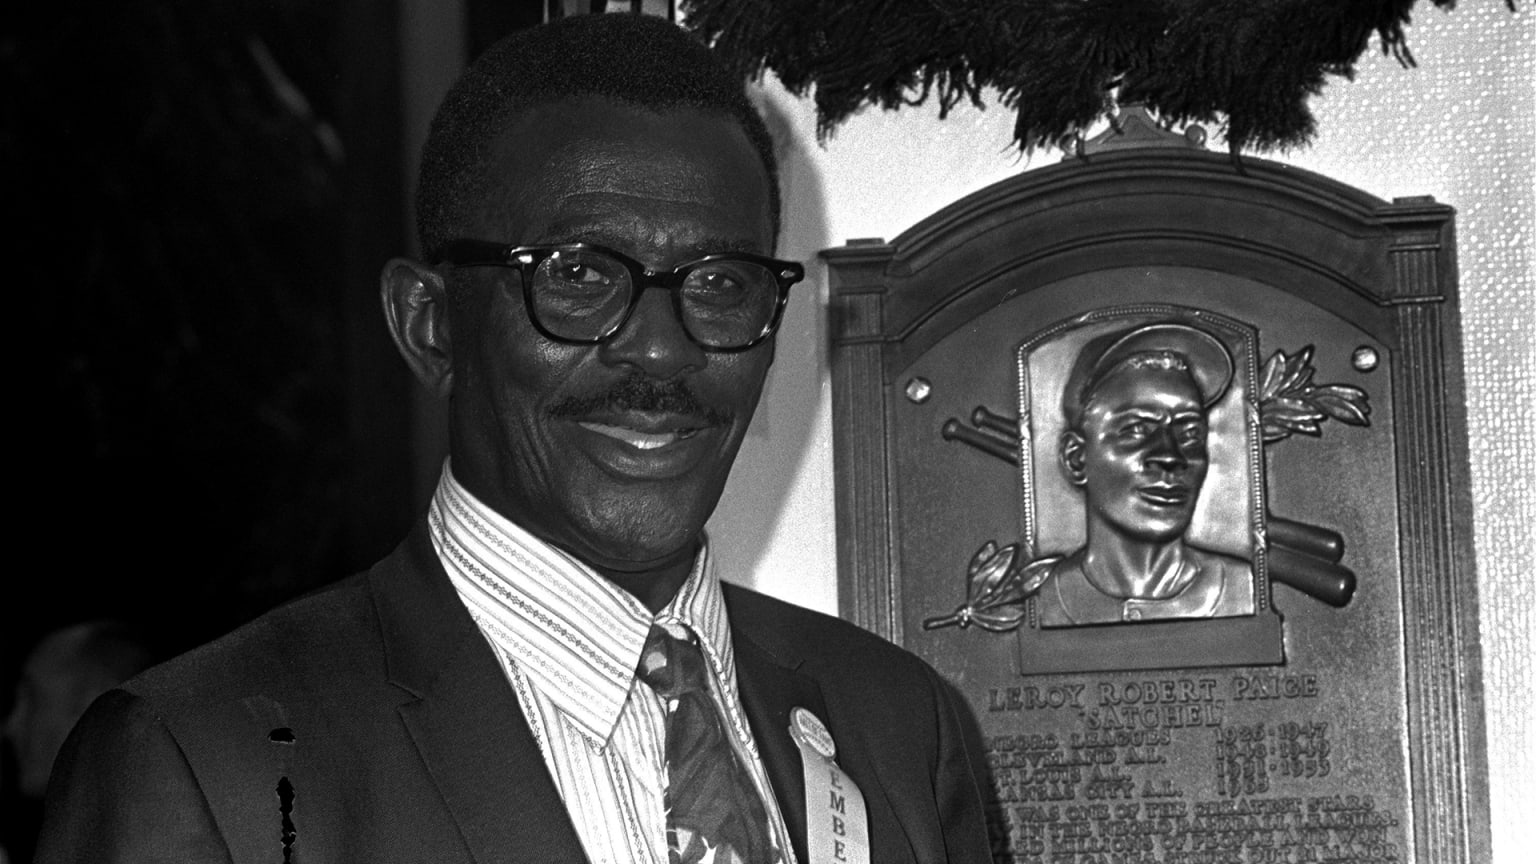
[681,0,1508,153]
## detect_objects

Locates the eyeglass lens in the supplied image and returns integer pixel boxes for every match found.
[532,248,778,347]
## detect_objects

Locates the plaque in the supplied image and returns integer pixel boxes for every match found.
[825,114,1488,863]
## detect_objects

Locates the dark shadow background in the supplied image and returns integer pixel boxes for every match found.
[3,0,402,682]
[0,0,546,858]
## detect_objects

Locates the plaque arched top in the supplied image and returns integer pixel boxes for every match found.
[822,149,1455,371]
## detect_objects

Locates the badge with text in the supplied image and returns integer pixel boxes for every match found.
[789,707,869,864]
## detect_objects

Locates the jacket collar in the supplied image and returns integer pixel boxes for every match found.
[368,522,590,864]
[366,524,823,864]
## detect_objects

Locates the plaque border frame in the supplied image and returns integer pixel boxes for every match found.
[822,149,1488,863]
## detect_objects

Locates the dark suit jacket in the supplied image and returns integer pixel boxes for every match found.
[37,525,991,863]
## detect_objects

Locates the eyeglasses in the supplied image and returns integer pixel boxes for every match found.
[432,240,805,352]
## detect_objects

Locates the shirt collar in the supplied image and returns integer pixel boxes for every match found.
[428,460,735,744]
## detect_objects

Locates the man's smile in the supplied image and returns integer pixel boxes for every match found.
[567,409,726,481]
[576,419,705,451]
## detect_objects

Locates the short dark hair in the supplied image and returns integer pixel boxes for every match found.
[414,13,780,260]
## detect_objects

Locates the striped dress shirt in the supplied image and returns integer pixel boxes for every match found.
[428,463,795,864]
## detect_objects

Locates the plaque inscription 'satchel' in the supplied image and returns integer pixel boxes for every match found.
[824,113,1487,864]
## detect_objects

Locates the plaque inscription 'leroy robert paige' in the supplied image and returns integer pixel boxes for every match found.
[824,113,1487,864]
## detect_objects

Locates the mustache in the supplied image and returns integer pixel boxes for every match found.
[547,374,731,426]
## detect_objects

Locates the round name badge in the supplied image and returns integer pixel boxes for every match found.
[790,707,837,760]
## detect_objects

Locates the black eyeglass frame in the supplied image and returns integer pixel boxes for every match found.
[431,240,806,352]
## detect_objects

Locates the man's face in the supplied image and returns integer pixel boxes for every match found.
[1066,364,1210,543]
[444,99,776,576]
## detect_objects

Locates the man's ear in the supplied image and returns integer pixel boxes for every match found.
[1059,429,1088,486]
[380,258,454,399]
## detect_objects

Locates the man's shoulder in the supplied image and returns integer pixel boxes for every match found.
[721,582,938,685]
[124,570,381,708]
[721,582,888,648]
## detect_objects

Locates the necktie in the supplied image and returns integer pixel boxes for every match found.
[637,622,778,864]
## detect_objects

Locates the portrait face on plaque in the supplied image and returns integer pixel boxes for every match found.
[1020,315,1258,628]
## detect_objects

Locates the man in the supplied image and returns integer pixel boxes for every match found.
[36,13,989,864]
[1028,321,1255,627]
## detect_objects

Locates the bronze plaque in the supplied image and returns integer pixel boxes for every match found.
[825,130,1488,863]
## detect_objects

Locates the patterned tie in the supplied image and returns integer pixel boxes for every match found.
[637,622,778,864]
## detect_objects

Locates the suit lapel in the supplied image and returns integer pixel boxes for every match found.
[371,524,589,864]
[368,528,839,864]
[727,586,828,864]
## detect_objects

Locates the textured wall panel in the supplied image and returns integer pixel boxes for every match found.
[1284,6,1533,857]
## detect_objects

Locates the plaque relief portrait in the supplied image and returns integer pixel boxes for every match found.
[925,302,1372,674]
[1023,317,1257,627]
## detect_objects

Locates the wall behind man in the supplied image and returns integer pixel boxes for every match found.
[705,2,1532,859]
